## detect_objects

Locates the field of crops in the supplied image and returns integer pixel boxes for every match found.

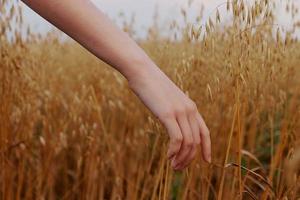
[1,0,300,199]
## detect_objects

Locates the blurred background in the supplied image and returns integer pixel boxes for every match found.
[21,0,300,39]
[1,0,300,199]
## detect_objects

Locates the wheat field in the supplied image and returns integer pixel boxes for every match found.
[1,0,300,199]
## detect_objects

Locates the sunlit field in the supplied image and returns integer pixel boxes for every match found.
[1,0,300,199]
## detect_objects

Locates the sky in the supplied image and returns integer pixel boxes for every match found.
[20,0,300,39]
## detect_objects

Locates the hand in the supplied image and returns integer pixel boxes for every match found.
[21,0,210,171]
[128,64,211,170]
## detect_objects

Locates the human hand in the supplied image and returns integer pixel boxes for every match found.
[21,0,210,171]
[128,65,211,170]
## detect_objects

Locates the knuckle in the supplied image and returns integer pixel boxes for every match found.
[173,135,183,144]
[160,110,175,121]
[185,140,195,149]
[174,108,186,116]
[186,101,197,114]
[174,135,183,144]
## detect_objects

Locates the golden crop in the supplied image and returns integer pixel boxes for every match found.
[1,0,300,199]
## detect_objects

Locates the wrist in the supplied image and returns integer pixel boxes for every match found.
[126,56,163,88]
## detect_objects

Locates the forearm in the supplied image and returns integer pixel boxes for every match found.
[22,0,212,169]
[22,0,158,80]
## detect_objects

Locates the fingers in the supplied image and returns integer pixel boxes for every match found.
[171,114,196,170]
[180,145,197,169]
[196,113,211,163]
[161,101,211,171]
[172,109,201,170]
[163,118,183,159]
[188,112,201,145]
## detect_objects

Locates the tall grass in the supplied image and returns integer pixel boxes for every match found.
[1,0,300,199]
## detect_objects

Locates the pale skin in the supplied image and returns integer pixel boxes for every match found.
[22,0,211,170]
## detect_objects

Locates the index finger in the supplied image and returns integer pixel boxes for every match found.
[162,117,183,160]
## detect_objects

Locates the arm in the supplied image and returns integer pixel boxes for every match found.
[22,0,211,170]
